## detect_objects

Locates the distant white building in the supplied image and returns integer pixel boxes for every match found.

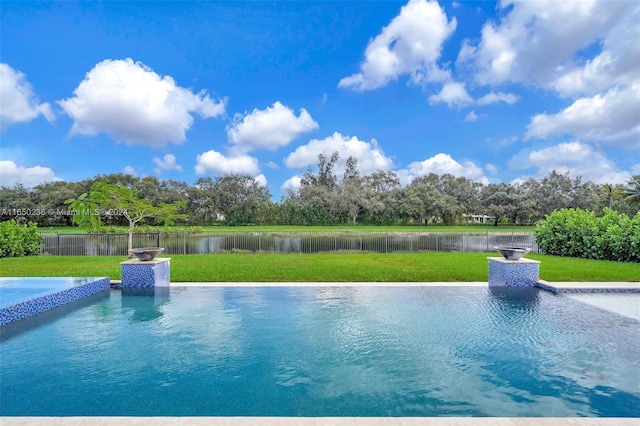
[463,213,494,224]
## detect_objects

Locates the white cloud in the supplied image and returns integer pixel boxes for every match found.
[405,153,486,182]
[551,8,639,98]
[526,83,640,148]
[457,0,633,88]
[477,91,519,105]
[465,111,478,122]
[195,149,259,175]
[282,175,302,192]
[0,160,60,187]
[284,131,394,175]
[0,63,54,130]
[508,141,631,184]
[485,163,499,175]
[254,173,267,187]
[153,154,183,175]
[227,101,318,153]
[428,82,473,107]
[58,58,226,147]
[338,0,456,91]
[123,166,138,177]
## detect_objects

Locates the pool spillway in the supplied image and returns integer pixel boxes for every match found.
[0,277,110,325]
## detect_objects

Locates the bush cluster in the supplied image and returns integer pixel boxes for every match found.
[534,209,640,262]
[0,220,43,258]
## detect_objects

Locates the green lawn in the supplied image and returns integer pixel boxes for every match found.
[1,252,637,282]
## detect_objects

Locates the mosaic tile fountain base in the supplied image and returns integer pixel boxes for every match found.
[488,257,540,287]
[120,258,170,288]
[0,277,110,326]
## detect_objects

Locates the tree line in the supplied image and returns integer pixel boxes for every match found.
[1,152,639,227]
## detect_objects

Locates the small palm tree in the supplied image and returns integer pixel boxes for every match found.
[623,176,640,206]
[600,183,623,209]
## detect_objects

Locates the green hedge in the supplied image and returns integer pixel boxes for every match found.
[534,208,640,262]
[0,220,43,258]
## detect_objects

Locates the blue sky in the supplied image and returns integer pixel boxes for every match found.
[1,0,638,200]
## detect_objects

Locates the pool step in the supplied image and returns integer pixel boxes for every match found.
[536,280,640,294]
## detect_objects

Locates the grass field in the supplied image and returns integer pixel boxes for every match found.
[40,224,536,234]
[1,252,638,282]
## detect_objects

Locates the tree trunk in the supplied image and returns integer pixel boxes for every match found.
[128,221,135,256]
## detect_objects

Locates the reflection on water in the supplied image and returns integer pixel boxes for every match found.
[1,286,638,417]
[488,286,540,308]
[121,287,171,322]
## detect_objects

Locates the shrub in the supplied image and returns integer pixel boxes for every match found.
[0,220,43,258]
[534,209,640,262]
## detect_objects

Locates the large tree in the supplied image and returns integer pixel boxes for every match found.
[65,181,187,253]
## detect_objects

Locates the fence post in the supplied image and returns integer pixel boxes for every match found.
[57,232,61,256]
[486,231,489,252]
[157,232,161,248]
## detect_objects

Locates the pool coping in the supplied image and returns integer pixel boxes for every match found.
[110,279,640,291]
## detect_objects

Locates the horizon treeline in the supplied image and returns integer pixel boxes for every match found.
[1,154,639,227]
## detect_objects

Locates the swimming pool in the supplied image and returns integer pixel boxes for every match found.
[0,285,638,417]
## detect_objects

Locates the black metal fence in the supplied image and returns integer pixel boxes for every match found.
[39,231,538,256]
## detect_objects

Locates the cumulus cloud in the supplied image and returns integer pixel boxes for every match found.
[227,102,318,153]
[123,166,138,177]
[338,0,456,91]
[195,149,259,175]
[465,111,478,122]
[404,153,486,182]
[58,58,226,147]
[551,8,639,98]
[525,83,640,148]
[508,141,631,184]
[254,173,268,187]
[457,0,633,88]
[153,154,183,175]
[0,63,54,130]
[477,91,519,105]
[284,131,394,175]
[282,175,303,193]
[428,82,473,108]
[0,160,60,187]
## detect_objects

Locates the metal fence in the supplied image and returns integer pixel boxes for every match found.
[39,231,538,256]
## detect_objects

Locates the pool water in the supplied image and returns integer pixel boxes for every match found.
[0,286,638,417]
[0,277,100,307]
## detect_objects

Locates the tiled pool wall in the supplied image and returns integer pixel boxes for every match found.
[120,258,170,288]
[488,257,540,287]
[0,277,110,326]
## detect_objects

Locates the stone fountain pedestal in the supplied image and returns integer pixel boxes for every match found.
[488,257,540,287]
[120,257,171,288]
